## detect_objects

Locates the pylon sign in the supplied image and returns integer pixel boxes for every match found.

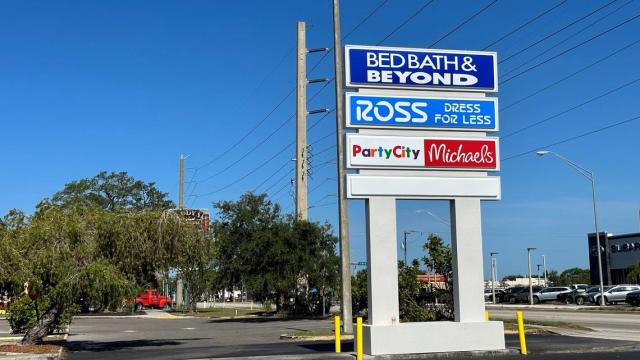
[343,44,504,356]
[345,45,497,91]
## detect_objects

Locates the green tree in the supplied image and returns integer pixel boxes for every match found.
[0,173,197,344]
[422,234,454,320]
[351,269,368,315]
[626,264,640,284]
[398,260,436,322]
[49,171,174,211]
[213,193,339,314]
[558,268,590,285]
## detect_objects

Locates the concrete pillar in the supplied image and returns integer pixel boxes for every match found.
[450,198,485,322]
[365,197,399,326]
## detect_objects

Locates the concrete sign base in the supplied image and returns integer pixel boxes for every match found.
[363,321,505,355]
[364,196,505,355]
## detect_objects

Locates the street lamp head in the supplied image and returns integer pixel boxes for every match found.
[527,247,537,251]
[536,150,550,157]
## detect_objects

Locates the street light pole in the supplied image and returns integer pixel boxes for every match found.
[402,230,417,265]
[542,255,547,286]
[536,150,606,306]
[527,247,536,305]
[490,252,498,304]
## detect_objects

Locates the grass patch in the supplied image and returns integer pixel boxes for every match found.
[169,307,263,318]
[288,330,336,337]
[495,318,593,332]
[0,344,61,354]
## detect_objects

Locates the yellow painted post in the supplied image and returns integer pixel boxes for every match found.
[356,317,363,360]
[516,311,527,355]
[334,315,341,353]
[485,310,489,321]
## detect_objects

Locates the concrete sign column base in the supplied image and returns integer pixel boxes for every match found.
[363,321,505,355]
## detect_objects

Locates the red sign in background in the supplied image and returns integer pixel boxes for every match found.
[423,138,498,170]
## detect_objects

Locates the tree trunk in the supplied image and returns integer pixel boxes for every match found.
[21,307,60,345]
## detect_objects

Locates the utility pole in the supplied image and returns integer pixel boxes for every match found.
[490,252,498,303]
[332,0,352,334]
[527,247,536,305]
[542,255,547,286]
[179,154,185,209]
[176,154,185,310]
[295,21,308,221]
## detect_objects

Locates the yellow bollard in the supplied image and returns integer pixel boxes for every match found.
[485,310,489,321]
[334,315,341,353]
[516,311,527,355]
[356,317,363,360]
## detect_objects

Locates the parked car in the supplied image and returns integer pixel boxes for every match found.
[532,286,571,304]
[134,289,172,310]
[591,285,640,305]
[484,288,505,302]
[559,286,596,305]
[625,290,640,306]
[499,286,525,304]
[569,284,589,291]
[508,286,544,304]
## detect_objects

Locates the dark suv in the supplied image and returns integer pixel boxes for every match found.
[561,286,612,305]
[507,286,543,304]
[499,287,525,304]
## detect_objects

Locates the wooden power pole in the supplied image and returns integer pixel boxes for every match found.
[295,21,308,221]
[179,154,185,209]
[332,0,352,333]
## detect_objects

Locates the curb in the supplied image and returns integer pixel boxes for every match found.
[486,304,640,314]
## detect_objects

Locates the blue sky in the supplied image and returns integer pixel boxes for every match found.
[2,0,640,279]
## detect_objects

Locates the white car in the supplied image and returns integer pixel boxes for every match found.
[592,285,640,304]
[533,287,571,304]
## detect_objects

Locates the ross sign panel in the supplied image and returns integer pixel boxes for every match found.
[345,93,498,131]
[345,45,498,92]
[346,134,499,171]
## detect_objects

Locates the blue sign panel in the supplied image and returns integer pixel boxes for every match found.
[345,93,498,131]
[345,45,498,92]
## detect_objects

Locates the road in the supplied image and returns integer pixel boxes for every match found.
[488,307,640,341]
[65,316,344,359]
[2,312,640,359]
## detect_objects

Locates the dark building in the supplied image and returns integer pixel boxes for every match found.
[588,232,640,285]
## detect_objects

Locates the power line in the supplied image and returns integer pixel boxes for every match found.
[429,0,498,47]
[344,0,390,40]
[502,114,640,161]
[264,168,295,194]
[196,87,332,184]
[309,0,390,75]
[499,0,618,64]
[502,37,640,111]
[481,0,568,50]
[253,160,291,192]
[376,1,435,45]
[502,76,640,139]
[502,12,640,84]
[501,0,633,77]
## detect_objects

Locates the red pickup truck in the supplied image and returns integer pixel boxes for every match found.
[134,289,172,310]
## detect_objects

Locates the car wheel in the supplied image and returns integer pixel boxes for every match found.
[509,296,516,304]
[603,297,610,305]
[575,297,585,305]
[564,297,572,305]
[533,296,540,304]
[134,302,143,312]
